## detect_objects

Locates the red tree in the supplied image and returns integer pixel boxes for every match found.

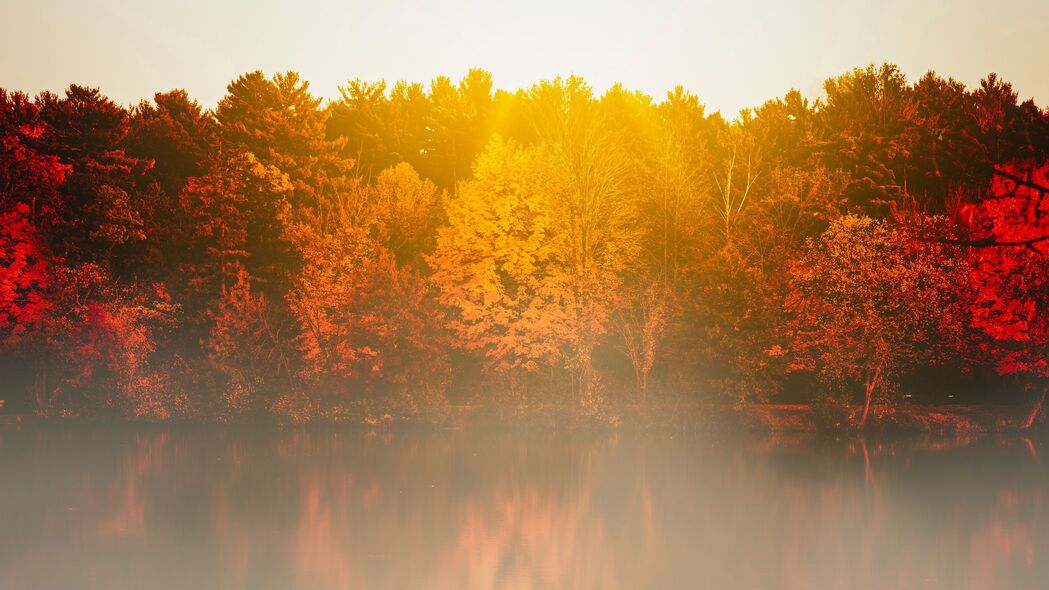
[0,90,71,405]
[0,203,51,347]
[961,162,1049,427]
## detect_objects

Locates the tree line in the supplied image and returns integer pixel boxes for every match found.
[2,64,1048,428]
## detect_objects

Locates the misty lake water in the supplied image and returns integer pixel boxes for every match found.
[1,426,1047,589]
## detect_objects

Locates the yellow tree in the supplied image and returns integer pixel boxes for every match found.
[430,138,573,387]
[604,86,721,404]
[520,78,642,404]
[369,163,443,265]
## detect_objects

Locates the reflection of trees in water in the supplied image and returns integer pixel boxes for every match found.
[428,488,618,589]
[0,430,1047,589]
[752,435,1049,589]
[96,432,169,538]
[276,432,654,589]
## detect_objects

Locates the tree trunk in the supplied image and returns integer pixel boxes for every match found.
[639,372,648,410]
[1023,385,1048,431]
[858,356,886,431]
[859,436,877,492]
[33,354,49,417]
[859,383,874,431]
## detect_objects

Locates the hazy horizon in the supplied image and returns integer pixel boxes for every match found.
[5,0,1048,115]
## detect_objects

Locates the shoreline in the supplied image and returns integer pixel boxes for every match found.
[2,403,1043,435]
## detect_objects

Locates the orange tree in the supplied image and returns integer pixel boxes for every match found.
[784,215,966,429]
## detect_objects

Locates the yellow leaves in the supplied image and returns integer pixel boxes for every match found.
[431,126,647,383]
[369,163,442,260]
[239,150,294,194]
[766,344,787,357]
[431,138,578,372]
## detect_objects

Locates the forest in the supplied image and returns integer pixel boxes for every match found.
[2,63,1049,430]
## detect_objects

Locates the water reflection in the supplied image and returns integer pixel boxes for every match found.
[0,427,1047,589]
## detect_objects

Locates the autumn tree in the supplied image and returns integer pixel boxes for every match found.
[816,63,916,213]
[0,90,70,219]
[178,152,298,415]
[647,94,824,406]
[281,162,448,418]
[215,70,354,216]
[709,125,762,245]
[600,85,716,404]
[287,221,447,401]
[204,266,287,419]
[0,90,71,408]
[125,89,216,196]
[0,204,52,350]
[180,151,295,300]
[785,215,966,429]
[38,264,181,418]
[648,86,720,285]
[422,69,495,188]
[959,162,1049,428]
[521,78,642,404]
[431,138,573,385]
[327,69,495,189]
[327,79,402,176]
[369,163,443,265]
[0,90,70,349]
[36,86,153,274]
[121,90,217,280]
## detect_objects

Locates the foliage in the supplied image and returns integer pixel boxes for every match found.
[962,162,1049,381]
[431,139,574,376]
[0,203,52,348]
[205,267,285,418]
[785,215,967,428]
[0,65,1047,426]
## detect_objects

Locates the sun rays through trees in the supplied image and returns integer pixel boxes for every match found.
[2,65,1049,429]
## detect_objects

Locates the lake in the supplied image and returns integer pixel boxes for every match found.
[0,426,1047,589]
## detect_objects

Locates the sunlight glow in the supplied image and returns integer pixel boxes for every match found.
[5,0,1048,115]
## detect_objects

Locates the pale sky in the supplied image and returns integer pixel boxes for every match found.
[3,0,1047,117]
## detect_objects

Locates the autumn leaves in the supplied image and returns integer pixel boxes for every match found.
[2,64,1049,428]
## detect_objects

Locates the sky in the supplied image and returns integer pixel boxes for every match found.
[3,0,1047,117]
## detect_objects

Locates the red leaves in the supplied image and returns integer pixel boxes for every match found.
[0,68,1047,423]
[0,90,71,211]
[784,215,966,418]
[963,162,1049,377]
[45,264,183,418]
[0,203,52,347]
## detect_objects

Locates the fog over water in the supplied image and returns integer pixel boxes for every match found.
[1,426,1046,589]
